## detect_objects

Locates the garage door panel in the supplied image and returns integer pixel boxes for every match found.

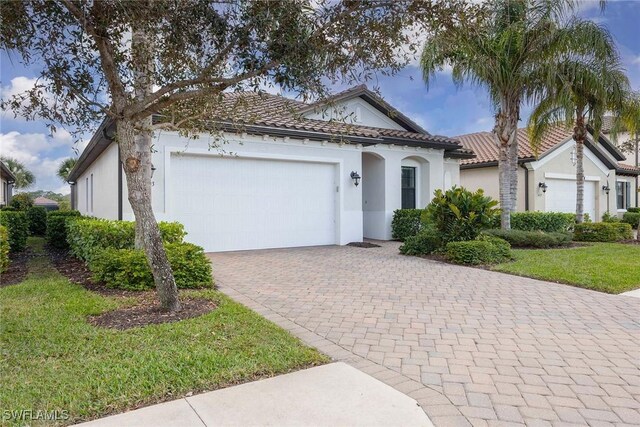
[170,154,337,252]
[545,178,596,219]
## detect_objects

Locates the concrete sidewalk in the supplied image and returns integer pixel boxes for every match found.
[75,363,433,427]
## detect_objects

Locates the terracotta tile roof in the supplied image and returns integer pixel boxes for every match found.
[457,126,573,166]
[202,91,465,149]
[616,162,640,175]
[33,196,59,205]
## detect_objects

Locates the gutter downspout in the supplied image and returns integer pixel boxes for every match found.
[521,163,529,211]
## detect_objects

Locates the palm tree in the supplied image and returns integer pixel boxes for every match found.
[420,0,591,229]
[0,156,35,189]
[57,158,77,182]
[528,21,629,223]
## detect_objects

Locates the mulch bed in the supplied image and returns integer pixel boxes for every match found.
[347,241,381,248]
[1,248,33,287]
[89,298,217,330]
[48,245,217,328]
[620,239,640,245]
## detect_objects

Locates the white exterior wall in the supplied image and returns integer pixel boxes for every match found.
[76,142,120,219]
[304,97,406,130]
[0,176,8,206]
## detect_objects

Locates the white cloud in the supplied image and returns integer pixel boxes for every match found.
[0,131,76,192]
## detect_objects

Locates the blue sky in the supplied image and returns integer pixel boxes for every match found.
[1,1,639,194]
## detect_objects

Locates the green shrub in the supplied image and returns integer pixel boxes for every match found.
[399,227,442,255]
[0,225,9,273]
[627,207,640,213]
[26,206,47,235]
[90,242,213,291]
[46,210,82,249]
[8,193,33,211]
[424,186,498,243]
[602,212,620,223]
[574,222,633,242]
[481,229,572,248]
[391,209,423,241]
[0,211,28,252]
[444,236,512,265]
[622,212,640,230]
[67,218,186,262]
[509,212,576,233]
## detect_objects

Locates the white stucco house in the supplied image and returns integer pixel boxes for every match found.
[458,126,640,221]
[68,85,473,252]
[0,161,16,207]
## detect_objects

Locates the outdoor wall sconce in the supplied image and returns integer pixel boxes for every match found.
[538,182,548,193]
[151,164,157,178]
[602,184,610,195]
[350,171,361,187]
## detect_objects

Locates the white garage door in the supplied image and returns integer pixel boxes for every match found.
[170,154,337,252]
[545,178,596,219]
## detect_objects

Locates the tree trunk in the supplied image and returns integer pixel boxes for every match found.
[575,141,585,223]
[115,18,181,312]
[494,96,520,230]
[118,120,181,312]
[573,112,587,224]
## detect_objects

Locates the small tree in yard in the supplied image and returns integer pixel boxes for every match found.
[1,0,467,311]
[528,21,629,224]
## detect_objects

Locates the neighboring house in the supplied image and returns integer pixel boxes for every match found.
[458,126,640,221]
[0,161,16,207]
[33,196,59,211]
[68,85,473,252]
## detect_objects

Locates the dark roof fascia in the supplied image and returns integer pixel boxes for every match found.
[586,125,626,161]
[445,151,476,160]
[583,139,620,171]
[460,157,535,170]
[67,117,115,182]
[0,161,16,181]
[297,86,429,135]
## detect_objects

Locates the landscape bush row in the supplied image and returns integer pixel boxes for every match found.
[395,186,635,265]
[66,217,212,291]
[0,225,9,273]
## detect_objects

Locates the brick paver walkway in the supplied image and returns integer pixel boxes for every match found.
[208,242,640,426]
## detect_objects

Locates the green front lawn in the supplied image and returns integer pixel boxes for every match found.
[1,238,327,426]
[493,242,640,294]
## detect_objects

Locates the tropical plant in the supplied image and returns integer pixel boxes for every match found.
[8,193,33,211]
[528,21,629,223]
[57,158,77,183]
[423,186,499,243]
[1,0,470,311]
[421,0,597,229]
[0,157,35,189]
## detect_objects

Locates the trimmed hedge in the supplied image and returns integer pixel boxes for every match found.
[67,218,186,262]
[391,209,423,241]
[26,206,47,236]
[399,227,441,255]
[573,222,633,242]
[46,211,82,249]
[444,236,512,265]
[0,211,28,252]
[90,242,213,291]
[622,212,640,229]
[0,225,9,272]
[509,212,576,233]
[627,207,640,213]
[481,229,572,248]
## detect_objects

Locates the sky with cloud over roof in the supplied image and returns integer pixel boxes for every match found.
[1,0,638,194]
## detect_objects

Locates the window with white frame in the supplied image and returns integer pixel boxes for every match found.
[85,177,89,212]
[616,181,631,210]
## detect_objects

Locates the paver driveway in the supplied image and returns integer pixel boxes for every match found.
[208,242,640,427]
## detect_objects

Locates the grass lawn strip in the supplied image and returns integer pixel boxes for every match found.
[0,238,327,426]
[492,242,640,294]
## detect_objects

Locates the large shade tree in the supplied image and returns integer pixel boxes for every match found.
[0,0,467,311]
[528,21,629,223]
[0,156,35,189]
[420,0,595,229]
